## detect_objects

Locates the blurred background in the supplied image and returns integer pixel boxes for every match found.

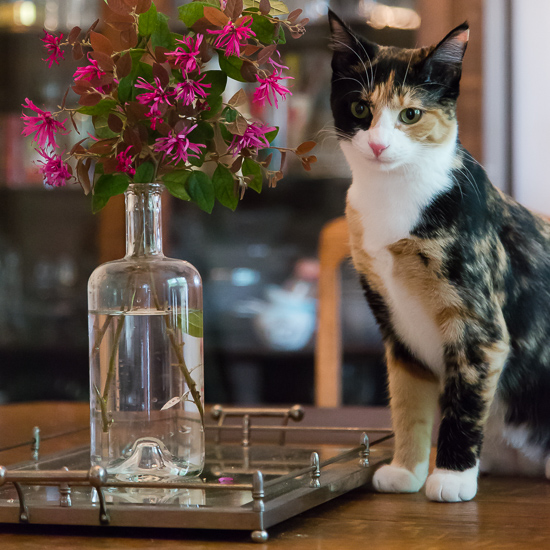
[0,0,533,406]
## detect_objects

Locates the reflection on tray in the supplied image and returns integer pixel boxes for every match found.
[0,405,393,542]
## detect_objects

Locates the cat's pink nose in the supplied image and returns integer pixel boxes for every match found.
[369,142,388,158]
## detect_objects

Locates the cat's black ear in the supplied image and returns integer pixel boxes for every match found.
[429,22,469,65]
[422,22,469,93]
[328,10,378,73]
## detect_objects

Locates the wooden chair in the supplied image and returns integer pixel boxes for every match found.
[315,216,351,407]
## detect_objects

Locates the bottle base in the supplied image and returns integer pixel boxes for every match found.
[98,436,203,482]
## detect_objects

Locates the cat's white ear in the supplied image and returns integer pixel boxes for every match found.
[429,22,469,65]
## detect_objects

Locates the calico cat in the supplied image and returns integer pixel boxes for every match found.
[328,10,550,502]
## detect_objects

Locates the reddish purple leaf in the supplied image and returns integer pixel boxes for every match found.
[116,52,132,78]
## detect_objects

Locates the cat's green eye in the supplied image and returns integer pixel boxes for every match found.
[399,108,423,125]
[351,101,369,119]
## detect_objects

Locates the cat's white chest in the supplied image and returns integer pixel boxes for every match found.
[370,249,445,375]
[346,166,451,376]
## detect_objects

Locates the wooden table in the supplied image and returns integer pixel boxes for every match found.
[1,402,549,549]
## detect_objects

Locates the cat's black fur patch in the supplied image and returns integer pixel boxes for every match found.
[330,9,550,477]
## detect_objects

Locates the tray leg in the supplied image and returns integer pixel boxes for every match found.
[251,530,269,543]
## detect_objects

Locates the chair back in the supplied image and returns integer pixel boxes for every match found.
[315,216,351,407]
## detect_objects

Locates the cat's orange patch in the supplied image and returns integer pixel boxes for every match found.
[363,71,397,106]
[403,108,457,145]
[363,83,457,146]
[386,350,439,471]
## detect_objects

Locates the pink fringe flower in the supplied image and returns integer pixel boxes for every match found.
[74,55,105,82]
[116,146,135,176]
[145,113,164,131]
[21,99,67,150]
[136,76,176,118]
[153,125,206,165]
[74,55,114,94]
[37,149,72,187]
[41,30,65,68]
[174,74,211,105]
[207,17,256,57]
[253,63,293,108]
[229,122,275,156]
[165,34,203,74]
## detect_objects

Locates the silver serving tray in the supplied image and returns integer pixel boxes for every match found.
[0,406,393,543]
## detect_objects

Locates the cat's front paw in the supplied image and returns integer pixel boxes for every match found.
[425,466,478,502]
[372,463,427,493]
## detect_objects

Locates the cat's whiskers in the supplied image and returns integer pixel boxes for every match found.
[332,38,374,90]
[315,124,349,144]
[332,76,369,96]
[450,171,466,203]
[400,50,415,93]
[352,37,375,90]
[462,149,484,169]
[453,165,483,206]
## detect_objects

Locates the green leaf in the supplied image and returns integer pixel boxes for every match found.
[126,62,155,101]
[268,0,290,16]
[92,194,109,214]
[201,70,227,97]
[187,310,203,338]
[118,57,153,103]
[77,99,117,116]
[177,309,203,338]
[138,2,158,36]
[218,55,246,82]
[92,173,130,213]
[117,76,133,104]
[277,25,286,44]
[265,127,279,143]
[162,170,192,201]
[187,171,215,213]
[202,94,223,120]
[93,114,118,139]
[242,158,263,193]
[250,13,275,44]
[188,121,214,144]
[212,163,238,210]
[223,106,238,123]
[152,12,173,49]
[243,0,289,16]
[129,49,147,77]
[134,162,156,183]
[178,2,209,27]
[136,61,154,83]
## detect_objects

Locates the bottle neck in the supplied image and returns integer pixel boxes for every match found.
[125,184,164,258]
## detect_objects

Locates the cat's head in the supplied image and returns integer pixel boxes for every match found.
[329,10,469,173]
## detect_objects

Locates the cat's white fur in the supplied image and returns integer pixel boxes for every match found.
[342,107,456,378]
[425,463,479,502]
[342,106,550,502]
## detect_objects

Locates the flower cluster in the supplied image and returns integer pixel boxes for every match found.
[208,17,256,57]
[41,30,64,68]
[21,0,315,211]
[21,98,71,187]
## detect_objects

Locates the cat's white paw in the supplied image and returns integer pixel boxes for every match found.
[425,466,478,502]
[372,463,427,493]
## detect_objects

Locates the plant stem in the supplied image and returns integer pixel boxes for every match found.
[100,314,126,432]
[91,314,113,361]
[147,266,204,425]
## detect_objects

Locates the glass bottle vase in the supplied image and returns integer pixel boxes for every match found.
[88,183,204,481]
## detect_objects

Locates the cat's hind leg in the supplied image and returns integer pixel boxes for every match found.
[373,346,439,493]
